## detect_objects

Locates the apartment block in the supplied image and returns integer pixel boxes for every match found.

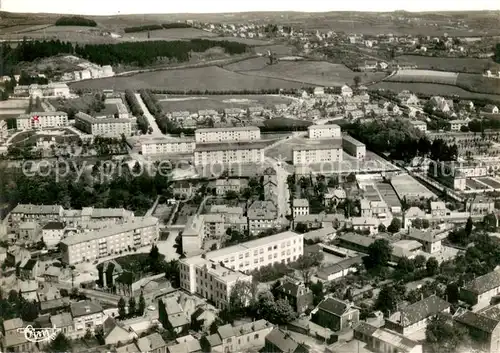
[194,141,266,167]
[194,126,260,143]
[292,140,343,165]
[410,120,427,133]
[10,204,64,226]
[70,301,105,338]
[140,136,195,155]
[342,135,366,160]
[75,112,132,137]
[16,112,69,130]
[14,83,71,98]
[179,231,303,308]
[460,269,500,306]
[213,178,248,196]
[307,124,341,139]
[292,199,310,218]
[60,217,159,264]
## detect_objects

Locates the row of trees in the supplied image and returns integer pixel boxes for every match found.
[149,88,300,96]
[117,292,146,319]
[125,89,150,134]
[1,38,249,72]
[124,22,191,33]
[139,89,165,133]
[55,16,97,27]
[0,289,40,327]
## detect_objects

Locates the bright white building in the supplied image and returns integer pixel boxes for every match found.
[75,112,132,137]
[195,126,260,143]
[308,124,342,139]
[70,301,105,338]
[14,83,71,98]
[194,141,266,166]
[140,136,196,155]
[16,112,69,130]
[60,217,159,265]
[292,140,343,165]
[410,120,427,133]
[41,222,65,249]
[292,199,310,217]
[342,135,366,160]
[179,231,303,308]
[449,119,469,132]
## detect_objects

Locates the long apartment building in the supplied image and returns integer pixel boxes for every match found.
[292,139,343,165]
[195,126,260,143]
[342,135,366,160]
[60,217,159,265]
[308,124,341,139]
[179,231,303,308]
[14,83,71,98]
[16,112,69,130]
[140,136,196,155]
[194,141,266,166]
[75,112,132,137]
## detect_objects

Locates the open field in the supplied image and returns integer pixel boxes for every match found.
[122,28,218,40]
[237,60,386,86]
[387,70,459,85]
[253,44,299,56]
[456,74,500,95]
[395,55,499,74]
[50,95,98,114]
[69,66,307,91]
[0,99,28,120]
[157,94,294,112]
[224,57,270,71]
[10,128,80,146]
[371,82,500,102]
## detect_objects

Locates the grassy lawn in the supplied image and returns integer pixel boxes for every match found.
[157,94,294,112]
[114,252,165,273]
[395,55,498,74]
[50,94,99,114]
[121,27,219,40]
[386,70,459,85]
[456,74,500,95]
[70,66,306,91]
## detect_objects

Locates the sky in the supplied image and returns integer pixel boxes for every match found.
[2,0,499,15]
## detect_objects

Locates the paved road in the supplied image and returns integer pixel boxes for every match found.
[135,93,163,136]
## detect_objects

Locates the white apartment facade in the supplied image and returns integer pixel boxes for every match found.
[247,201,278,235]
[410,120,427,133]
[16,112,69,130]
[342,135,366,160]
[194,142,266,166]
[308,124,342,139]
[450,120,469,132]
[292,199,310,218]
[60,217,159,264]
[293,144,343,165]
[70,301,105,338]
[140,136,195,155]
[75,112,132,137]
[195,126,260,143]
[179,231,303,307]
[14,83,71,98]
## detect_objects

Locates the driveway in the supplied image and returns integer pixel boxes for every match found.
[135,93,163,136]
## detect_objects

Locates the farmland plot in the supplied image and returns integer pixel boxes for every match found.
[387,70,459,85]
[395,55,498,74]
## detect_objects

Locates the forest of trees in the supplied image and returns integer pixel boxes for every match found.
[0,38,249,74]
[124,22,192,33]
[55,16,98,27]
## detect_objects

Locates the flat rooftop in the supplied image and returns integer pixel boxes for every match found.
[292,138,342,151]
[196,126,260,133]
[195,140,269,152]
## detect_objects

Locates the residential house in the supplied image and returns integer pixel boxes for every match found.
[403,228,446,254]
[263,168,278,204]
[336,233,376,254]
[275,280,313,314]
[18,280,38,301]
[430,201,448,217]
[136,333,168,353]
[190,306,217,332]
[168,335,202,353]
[460,269,500,306]
[292,199,310,218]
[483,105,499,114]
[312,297,360,331]
[341,85,353,98]
[354,322,423,353]
[397,91,420,106]
[214,178,248,196]
[70,301,105,337]
[41,221,66,248]
[262,328,309,353]
[454,305,500,353]
[466,196,495,215]
[351,217,379,234]
[18,221,40,243]
[43,266,62,283]
[166,311,190,334]
[217,320,274,353]
[384,295,450,336]
[459,100,474,111]
[40,297,70,315]
[324,188,346,206]
[50,312,74,337]
[2,318,34,353]
[103,316,136,346]
[247,201,278,235]
[429,96,451,113]
[18,258,38,280]
[173,181,195,199]
[293,213,345,230]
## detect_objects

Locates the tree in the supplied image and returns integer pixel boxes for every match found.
[426,313,468,353]
[49,333,71,352]
[128,297,136,317]
[138,291,146,316]
[412,218,423,229]
[445,283,459,303]
[353,76,361,88]
[378,223,386,232]
[375,286,398,316]
[118,297,127,318]
[422,219,430,229]
[164,260,180,288]
[364,239,392,270]
[387,218,402,233]
[483,213,497,231]
[295,222,308,233]
[200,335,211,352]
[414,255,426,269]
[294,253,324,285]
[255,291,297,325]
[426,257,439,276]
[465,217,473,237]
[174,234,184,257]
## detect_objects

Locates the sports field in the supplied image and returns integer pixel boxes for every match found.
[157,94,294,112]
[70,66,307,91]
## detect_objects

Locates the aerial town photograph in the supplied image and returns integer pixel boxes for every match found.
[0,0,500,352]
